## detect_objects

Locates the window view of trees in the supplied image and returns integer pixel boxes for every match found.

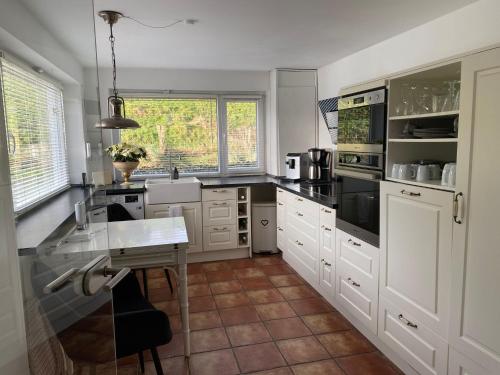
[226,101,258,170]
[121,96,260,175]
[122,98,219,174]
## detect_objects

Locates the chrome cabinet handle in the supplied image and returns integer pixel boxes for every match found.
[453,192,464,224]
[321,225,332,232]
[348,239,361,247]
[212,202,228,206]
[278,227,284,232]
[321,259,332,267]
[321,208,332,213]
[213,227,228,231]
[296,197,303,202]
[347,277,360,287]
[103,267,131,292]
[278,202,284,206]
[213,189,227,193]
[295,240,303,246]
[398,314,418,329]
[43,268,79,294]
[401,189,421,197]
[296,211,304,217]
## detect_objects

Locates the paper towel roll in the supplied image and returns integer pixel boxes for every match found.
[169,205,183,217]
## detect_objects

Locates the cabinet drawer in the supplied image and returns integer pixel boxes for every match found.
[287,210,319,241]
[277,200,286,227]
[202,188,237,201]
[287,193,319,218]
[203,200,237,226]
[203,224,237,251]
[379,297,448,375]
[319,206,335,229]
[336,266,378,334]
[286,236,318,285]
[276,187,287,203]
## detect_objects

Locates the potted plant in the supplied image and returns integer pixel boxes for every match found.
[105,143,147,185]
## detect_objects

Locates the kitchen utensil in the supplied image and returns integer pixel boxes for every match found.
[416,165,431,182]
[428,164,441,180]
[398,164,416,180]
[442,163,455,186]
[391,164,401,178]
[448,164,457,187]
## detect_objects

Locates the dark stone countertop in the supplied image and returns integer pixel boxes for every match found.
[199,175,338,209]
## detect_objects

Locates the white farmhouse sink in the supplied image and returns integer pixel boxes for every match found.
[145,177,201,204]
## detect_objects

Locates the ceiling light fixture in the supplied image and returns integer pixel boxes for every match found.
[95,10,140,130]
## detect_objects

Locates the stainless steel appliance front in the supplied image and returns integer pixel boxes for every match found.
[337,88,386,153]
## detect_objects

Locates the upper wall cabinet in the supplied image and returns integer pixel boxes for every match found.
[448,47,500,374]
[386,62,461,192]
[270,69,318,176]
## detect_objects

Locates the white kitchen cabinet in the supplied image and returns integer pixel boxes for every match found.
[318,206,335,302]
[276,188,287,251]
[202,188,237,202]
[380,181,453,338]
[203,225,237,251]
[448,47,500,373]
[202,200,237,226]
[270,69,318,176]
[335,229,379,334]
[448,348,494,375]
[145,202,203,253]
[379,297,448,375]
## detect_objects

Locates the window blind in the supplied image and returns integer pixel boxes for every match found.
[0,59,69,212]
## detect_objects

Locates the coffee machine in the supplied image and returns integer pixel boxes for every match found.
[306,148,333,183]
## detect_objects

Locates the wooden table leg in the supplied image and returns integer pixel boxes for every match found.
[178,262,190,357]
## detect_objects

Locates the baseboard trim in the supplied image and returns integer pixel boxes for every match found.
[187,248,250,263]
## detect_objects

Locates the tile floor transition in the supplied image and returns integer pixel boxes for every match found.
[117,254,403,375]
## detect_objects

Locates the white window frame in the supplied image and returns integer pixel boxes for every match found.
[114,91,266,178]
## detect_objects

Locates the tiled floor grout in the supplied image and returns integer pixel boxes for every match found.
[126,255,403,375]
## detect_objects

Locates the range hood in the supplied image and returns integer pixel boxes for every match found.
[318,97,338,145]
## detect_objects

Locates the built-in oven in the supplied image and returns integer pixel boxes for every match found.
[337,88,386,153]
[334,151,383,247]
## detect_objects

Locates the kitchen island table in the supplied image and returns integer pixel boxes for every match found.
[52,217,191,357]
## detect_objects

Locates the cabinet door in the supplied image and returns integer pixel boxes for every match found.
[277,86,317,175]
[182,202,203,253]
[448,349,493,375]
[203,225,237,251]
[145,203,202,253]
[318,221,335,301]
[449,48,500,372]
[380,182,453,338]
[202,200,237,226]
[145,203,170,219]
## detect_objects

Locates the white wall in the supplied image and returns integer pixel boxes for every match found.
[317,0,500,148]
[86,67,271,174]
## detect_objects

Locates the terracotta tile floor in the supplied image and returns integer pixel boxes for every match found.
[118,254,403,375]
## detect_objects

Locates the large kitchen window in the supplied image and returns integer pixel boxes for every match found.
[120,94,264,176]
[0,59,69,212]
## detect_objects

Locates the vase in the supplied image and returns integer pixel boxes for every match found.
[112,161,139,185]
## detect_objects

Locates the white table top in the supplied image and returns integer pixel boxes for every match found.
[53,217,188,255]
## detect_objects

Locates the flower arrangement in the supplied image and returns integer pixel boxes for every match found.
[105,143,147,162]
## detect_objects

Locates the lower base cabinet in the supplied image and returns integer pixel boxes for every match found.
[448,348,494,375]
[335,229,379,335]
[203,225,238,251]
[379,297,448,375]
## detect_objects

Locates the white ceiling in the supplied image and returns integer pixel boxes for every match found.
[21,0,477,71]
